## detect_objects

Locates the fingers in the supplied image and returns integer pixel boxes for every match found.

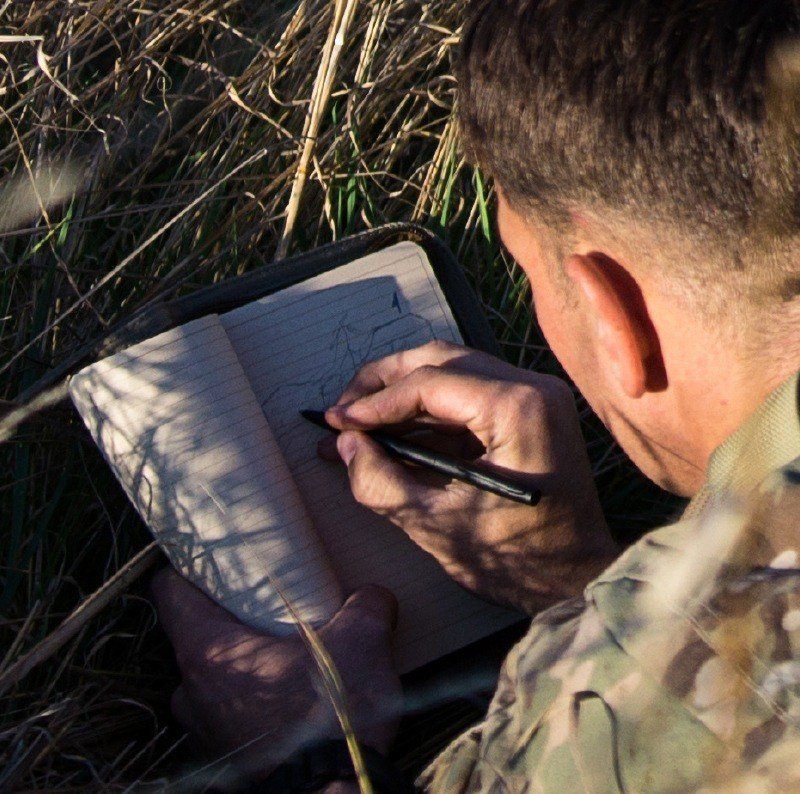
[328,367,501,445]
[322,585,401,744]
[335,340,468,407]
[333,339,542,411]
[337,431,432,515]
[150,567,238,656]
[324,585,398,647]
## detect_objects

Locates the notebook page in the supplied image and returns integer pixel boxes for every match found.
[69,314,343,634]
[220,242,519,672]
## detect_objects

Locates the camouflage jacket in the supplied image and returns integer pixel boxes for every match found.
[421,373,800,792]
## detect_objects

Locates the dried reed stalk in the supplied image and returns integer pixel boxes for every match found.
[276,0,359,259]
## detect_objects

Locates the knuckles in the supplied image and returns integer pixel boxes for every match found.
[409,363,442,383]
[175,629,263,677]
[503,383,546,416]
[353,340,461,387]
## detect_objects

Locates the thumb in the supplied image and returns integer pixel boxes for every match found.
[149,567,250,661]
[337,431,425,515]
[150,567,236,628]
[324,585,399,649]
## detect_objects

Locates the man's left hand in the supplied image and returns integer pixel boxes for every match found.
[150,568,401,784]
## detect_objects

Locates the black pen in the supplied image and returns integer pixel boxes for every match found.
[300,409,541,507]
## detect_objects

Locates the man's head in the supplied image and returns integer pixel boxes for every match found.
[459,0,800,495]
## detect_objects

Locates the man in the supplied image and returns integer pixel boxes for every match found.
[151,0,800,789]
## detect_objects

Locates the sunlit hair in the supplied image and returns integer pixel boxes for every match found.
[458,0,800,311]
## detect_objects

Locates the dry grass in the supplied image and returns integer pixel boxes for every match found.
[0,1,675,788]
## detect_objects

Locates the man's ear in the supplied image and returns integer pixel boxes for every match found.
[564,252,665,398]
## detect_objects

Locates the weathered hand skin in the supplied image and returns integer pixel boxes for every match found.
[324,340,618,615]
[150,570,401,786]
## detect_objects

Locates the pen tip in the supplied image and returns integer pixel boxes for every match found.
[299,408,332,431]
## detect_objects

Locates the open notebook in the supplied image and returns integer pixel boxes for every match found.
[69,241,519,673]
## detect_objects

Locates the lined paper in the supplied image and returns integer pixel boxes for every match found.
[69,315,343,634]
[220,242,519,672]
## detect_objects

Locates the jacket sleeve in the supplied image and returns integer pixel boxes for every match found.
[417,589,734,793]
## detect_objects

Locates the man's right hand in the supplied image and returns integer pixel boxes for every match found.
[322,341,619,615]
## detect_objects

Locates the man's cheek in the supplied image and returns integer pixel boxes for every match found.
[536,298,595,397]
[533,295,571,362]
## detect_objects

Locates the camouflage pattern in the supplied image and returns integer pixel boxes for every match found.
[420,373,800,792]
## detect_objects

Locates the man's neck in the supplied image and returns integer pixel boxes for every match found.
[684,354,800,488]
